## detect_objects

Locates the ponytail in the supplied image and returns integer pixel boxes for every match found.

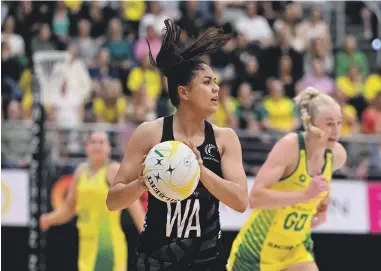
[146,19,231,107]
[294,87,325,137]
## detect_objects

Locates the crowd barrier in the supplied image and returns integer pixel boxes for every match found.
[2,169,380,234]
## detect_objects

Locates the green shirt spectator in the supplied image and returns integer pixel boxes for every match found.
[335,35,368,79]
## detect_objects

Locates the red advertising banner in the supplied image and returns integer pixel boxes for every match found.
[368,182,381,234]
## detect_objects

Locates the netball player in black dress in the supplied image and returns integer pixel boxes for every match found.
[106,19,248,271]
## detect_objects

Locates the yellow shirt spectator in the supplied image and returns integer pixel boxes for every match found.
[93,97,127,123]
[127,68,162,101]
[211,98,238,127]
[364,73,381,101]
[64,0,82,12]
[19,69,33,120]
[336,76,365,98]
[341,104,358,136]
[122,0,146,21]
[260,97,298,131]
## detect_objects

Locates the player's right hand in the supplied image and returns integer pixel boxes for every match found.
[305,175,329,200]
[40,214,51,232]
[138,155,148,191]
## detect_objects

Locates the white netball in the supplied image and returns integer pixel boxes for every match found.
[143,141,200,203]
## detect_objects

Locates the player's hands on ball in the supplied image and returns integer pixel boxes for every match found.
[183,140,203,167]
[138,155,148,191]
[305,174,328,200]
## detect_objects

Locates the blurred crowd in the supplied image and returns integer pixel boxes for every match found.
[1,1,381,179]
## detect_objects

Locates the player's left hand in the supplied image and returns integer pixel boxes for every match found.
[311,204,328,229]
[183,140,203,167]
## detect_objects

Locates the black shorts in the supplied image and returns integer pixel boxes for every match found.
[130,252,227,271]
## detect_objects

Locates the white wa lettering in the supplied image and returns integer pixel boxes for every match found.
[166,199,201,238]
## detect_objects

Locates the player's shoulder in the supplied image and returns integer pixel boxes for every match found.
[136,118,164,133]
[130,118,164,145]
[276,132,299,149]
[108,161,121,171]
[211,124,238,140]
[267,132,300,160]
[74,162,88,177]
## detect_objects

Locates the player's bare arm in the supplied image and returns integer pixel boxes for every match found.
[250,133,328,209]
[193,127,248,213]
[106,120,162,211]
[106,162,146,232]
[40,162,86,231]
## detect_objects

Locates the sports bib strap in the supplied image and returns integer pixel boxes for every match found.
[297,132,305,151]
[203,121,219,149]
[161,115,175,142]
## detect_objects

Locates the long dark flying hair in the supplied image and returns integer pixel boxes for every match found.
[146,19,231,107]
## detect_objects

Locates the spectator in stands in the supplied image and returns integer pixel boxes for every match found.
[210,36,237,78]
[234,2,273,46]
[1,42,24,112]
[1,2,9,24]
[305,37,333,75]
[278,55,300,98]
[1,41,22,84]
[88,1,108,38]
[89,48,119,81]
[104,18,134,70]
[210,81,237,127]
[1,100,32,169]
[52,1,70,49]
[134,25,161,63]
[50,80,84,127]
[127,77,157,124]
[337,64,366,99]
[176,1,204,38]
[31,24,56,53]
[359,92,381,179]
[64,0,82,14]
[258,79,300,133]
[233,33,260,69]
[92,80,127,124]
[261,26,304,81]
[360,6,375,40]
[19,68,35,121]
[362,91,381,134]
[74,19,99,67]
[298,6,331,55]
[335,35,368,79]
[127,54,161,106]
[333,89,360,136]
[1,15,25,56]
[13,0,40,59]
[364,67,381,102]
[64,44,92,103]
[233,55,265,98]
[139,2,169,39]
[337,66,369,118]
[273,2,305,52]
[233,82,261,132]
[203,1,233,32]
[337,66,366,99]
[120,0,146,38]
[300,57,335,95]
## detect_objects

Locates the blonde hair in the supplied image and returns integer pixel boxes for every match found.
[294,87,338,136]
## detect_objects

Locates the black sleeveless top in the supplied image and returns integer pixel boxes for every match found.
[137,115,224,267]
